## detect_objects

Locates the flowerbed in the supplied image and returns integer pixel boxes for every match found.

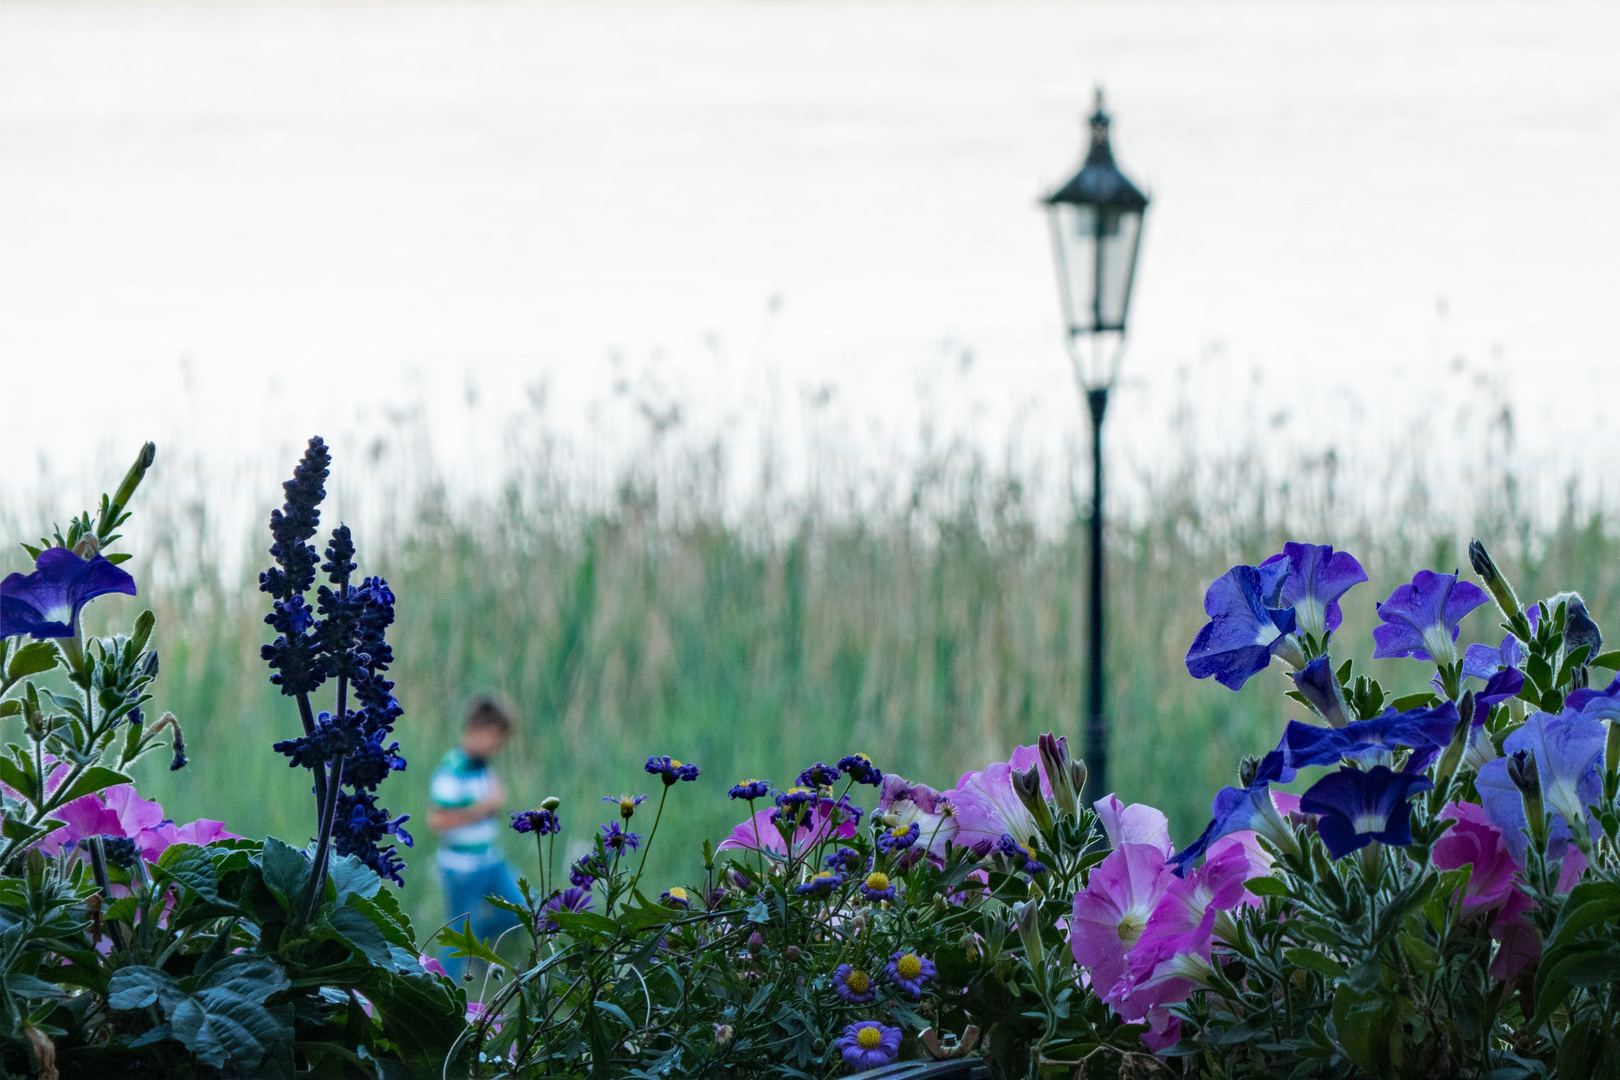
[2,441,1617,1079]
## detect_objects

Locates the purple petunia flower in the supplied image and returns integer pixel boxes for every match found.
[1372,570,1488,665]
[831,964,878,1004]
[728,779,771,800]
[1168,780,1298,877]
[1435,633,1527,709]
[1477,709,1604,863]
[1,548,138,640]
[1185,563,1299,691]
[1298,765,1433,859]
[600,822,641,854]
[835,1021,901,1070]
[645,756,700,785]
[1267,701,1460,783]
[510,808,560,835]
[1260,542,1368,641]
[837,753,884,786]
[540,886,594,932]
[885,950,936,998]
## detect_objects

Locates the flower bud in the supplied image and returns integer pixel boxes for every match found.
[747,931,764,950]
[785,945,800,962]
[1038,733,1077,816]
[1010,765,1053,834]
[714,1024,734,1048]
[1469,539,1523,625]
[1289,655,1348,727]
[73,534,101,559]
[1564,595,1603,660]
[541,796,561,811]
[1068,760,1088,801]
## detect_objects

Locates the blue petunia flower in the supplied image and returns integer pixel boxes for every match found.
[1185,563,1299,691]
[1,548,137,640]
[1435,633,1527,709]
[1268,701,1460,783]
[1372,570,1488,665]
[1168,779,1298,876]
[1298,765,1433,859]
[1477,709,1604,863]
[1260,542,1368,641]
[1566,674,1620,723]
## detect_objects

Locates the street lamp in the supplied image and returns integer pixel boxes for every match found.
[1043,87,1148,804]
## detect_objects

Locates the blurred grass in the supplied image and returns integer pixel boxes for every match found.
[48,437,1617,934]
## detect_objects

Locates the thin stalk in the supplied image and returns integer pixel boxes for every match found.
[631,786,670,892]
[85,838,128,953]
[299,750,345,925]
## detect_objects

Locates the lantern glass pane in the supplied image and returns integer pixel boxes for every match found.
[1095,208,1143,331]
[1048,203,1097,335]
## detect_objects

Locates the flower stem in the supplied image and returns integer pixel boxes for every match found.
[632,787,669,892]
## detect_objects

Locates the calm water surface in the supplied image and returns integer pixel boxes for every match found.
[2,0,1617,524]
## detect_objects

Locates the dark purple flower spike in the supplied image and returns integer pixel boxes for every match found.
[1,548,136,640]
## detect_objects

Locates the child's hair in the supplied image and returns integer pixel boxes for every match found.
[464,695,515,734]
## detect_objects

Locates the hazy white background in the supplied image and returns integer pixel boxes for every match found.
[3,0,1617,533]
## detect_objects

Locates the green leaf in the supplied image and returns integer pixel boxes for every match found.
[2,973,70,1000]
[1591,650,1620,671]
[361,967,467,1072]
[1390,692,1439,711]
[108,966,186,1012]
[326,852,382,905]
[0,757,38,804]
[436,918,512,971]
[257,836,311,913]
[1284,948,1348,981]
[51,766,133,807]
[154,844,222,906]
[1244,877,1290,898]
[325,904,398,968]
[6,641,58,683]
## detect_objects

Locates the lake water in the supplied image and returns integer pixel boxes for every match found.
[2,0,1617,531]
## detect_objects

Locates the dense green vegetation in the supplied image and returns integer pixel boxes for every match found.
[55,449,1616,935]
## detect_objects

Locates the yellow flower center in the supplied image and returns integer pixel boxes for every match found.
[856,1025,882,1050]
[853,753,871,763]
[670,759,683,768]
[865,872,889,891]
[896,953,923,980]
[667,887,688,900]
[889,825,909,838]
[619,797,637,813]
[846,969,871,993]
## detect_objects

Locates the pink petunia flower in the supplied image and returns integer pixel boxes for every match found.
[716,799,857,858]
[952,758,1042,852]
[1069,843,1174,1001]
[1432,801,1520,914]
[1094,793,1173,857]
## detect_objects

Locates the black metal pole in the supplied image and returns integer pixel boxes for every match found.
[1084,385,1109,804]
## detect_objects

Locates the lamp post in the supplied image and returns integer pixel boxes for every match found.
[1043,88,1148,805]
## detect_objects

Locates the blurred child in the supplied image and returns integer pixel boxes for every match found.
[428,695,524,977]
